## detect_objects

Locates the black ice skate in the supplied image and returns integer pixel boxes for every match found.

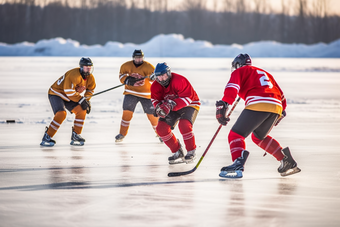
[278,147,301,177]
[70,127,85,146]
[219,150,250,178]
[115,133,125,142]
[168,146,185,164]
[40,127,56,147]
[184,149,196,163]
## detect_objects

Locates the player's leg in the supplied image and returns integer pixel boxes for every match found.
[156,112,184,164]
[40,95,67,146]
[116,95,138,142]
[220,109,269,178]
[252,112,300,176]
[69,105,87,145]
[177,107,198,163]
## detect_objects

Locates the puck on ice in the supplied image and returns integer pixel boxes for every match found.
[6,120,15,123]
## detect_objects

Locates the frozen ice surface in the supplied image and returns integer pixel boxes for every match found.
[0,57,340,227]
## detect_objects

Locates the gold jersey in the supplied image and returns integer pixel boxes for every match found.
[119,61,155,99]
[48,68,96,102]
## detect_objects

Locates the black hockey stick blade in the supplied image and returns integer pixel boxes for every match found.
[168,167,197,177]
[167,97,241,178]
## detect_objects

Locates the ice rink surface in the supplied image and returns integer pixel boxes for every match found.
[1,57,340,227]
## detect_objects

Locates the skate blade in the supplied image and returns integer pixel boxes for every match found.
[70,141,84,146]
[169,158,185,165]
[184,157,196,164]
[40,142,55,147]
[219,170,243,178]
[280,166,301,177]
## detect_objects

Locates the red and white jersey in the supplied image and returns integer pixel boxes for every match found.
[222,65,286,114]
[151,73,200,111]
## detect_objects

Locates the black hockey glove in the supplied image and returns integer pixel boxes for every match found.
[124,76,139,86]
[216,100,230,126]
[79,97,91,114]
[275,110,286,126]
[154,100,176,118]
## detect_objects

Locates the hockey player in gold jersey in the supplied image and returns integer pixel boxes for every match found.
[40,57,96,146]
[115,49,160,142]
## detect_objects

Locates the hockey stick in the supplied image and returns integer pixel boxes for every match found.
[86,84,124,99]
[86,76,148,99]
[168,97,241,177]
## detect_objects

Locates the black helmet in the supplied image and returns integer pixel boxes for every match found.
[79,57,93,66]
[132,49,144,58]
[79,57,94,79]
[231,54,251,72]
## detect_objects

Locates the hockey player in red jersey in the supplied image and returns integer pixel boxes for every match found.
[151,63,200,164]
[40,57,95,146]
[216,54,301,178]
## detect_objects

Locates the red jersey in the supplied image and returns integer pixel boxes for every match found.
[222,65,286,115]
[151,73,200,111]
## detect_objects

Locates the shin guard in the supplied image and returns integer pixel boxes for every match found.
[156,121,180,153]
[228,130,246,161]
[251,133,284,161]
[47,110,66,137]
[178,119,196,152]
[119,110,133,136]
[71,105,86,135]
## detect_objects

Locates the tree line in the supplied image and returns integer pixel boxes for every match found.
[0,0,339,46]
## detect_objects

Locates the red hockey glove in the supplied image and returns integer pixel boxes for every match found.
[275,110,286,126]
[216,100,230,126]
[155,100,176,118]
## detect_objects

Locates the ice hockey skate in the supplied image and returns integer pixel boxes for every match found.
[184,149,196,163]
[219,150,249,178]
[40,127,56,147]
[168,146,185,164]
[70,127,85,146]
[115,134,125,142]
[278,147,301,176]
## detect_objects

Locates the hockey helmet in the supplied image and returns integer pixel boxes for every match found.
[132,49,144,66]
[132,49,144,58]
[231,54,252,72]
[79,57,94,78]
[154,62,171,87]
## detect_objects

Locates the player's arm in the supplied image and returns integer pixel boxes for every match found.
[170,78,195,111]
[64,75,83,103]
[84,75,96,101]
[221,71,241,105]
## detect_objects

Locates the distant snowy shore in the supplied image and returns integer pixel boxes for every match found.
[0,34,339,57]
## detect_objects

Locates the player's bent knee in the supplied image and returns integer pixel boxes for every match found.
[251,132,266,142]
[55,110,67,122]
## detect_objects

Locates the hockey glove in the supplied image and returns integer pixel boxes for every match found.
[79,97,91,114]
[75,85,86,93]
[216,100,230,126]
[124,76,138,86]
[275,110,286,126]
[155,100,176,118]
